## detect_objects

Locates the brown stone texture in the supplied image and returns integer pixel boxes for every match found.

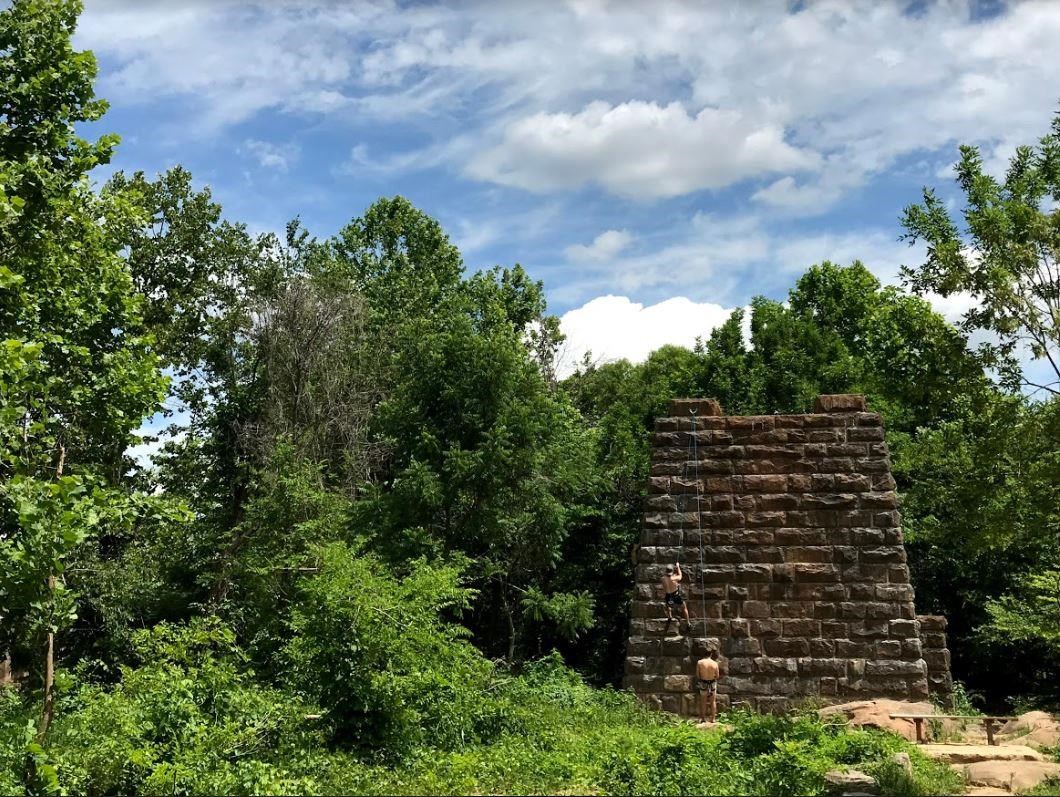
[917,614,953,700]
[624,394,951,715]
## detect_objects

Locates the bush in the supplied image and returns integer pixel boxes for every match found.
[46,619,322,796]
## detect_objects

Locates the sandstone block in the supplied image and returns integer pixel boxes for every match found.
[669,398,723,417]
[865,659,925,677]
[750,619,782,637]
[811,638,835,657]
[726,637,761,656]
[765,638,810,657]
[889,619,918,638]
[754,657,798,675]
[664,674,693,692]
[814,394,868,413]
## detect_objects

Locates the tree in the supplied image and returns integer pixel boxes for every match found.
[0,0,164,738]
[901,111,1060,395]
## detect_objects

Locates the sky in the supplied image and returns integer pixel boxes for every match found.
[73,0,1060,379]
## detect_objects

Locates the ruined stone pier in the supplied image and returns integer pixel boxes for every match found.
[623,395,952,715]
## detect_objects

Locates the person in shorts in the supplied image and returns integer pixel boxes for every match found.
[661,562,690,633]
[696,649,720,723]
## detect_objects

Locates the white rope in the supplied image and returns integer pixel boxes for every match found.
[685,409,706,635]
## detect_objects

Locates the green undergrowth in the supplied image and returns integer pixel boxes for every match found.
[1,643,960,796]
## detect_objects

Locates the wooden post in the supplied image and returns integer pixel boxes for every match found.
[985,718,996,746]
[914,717,925,744]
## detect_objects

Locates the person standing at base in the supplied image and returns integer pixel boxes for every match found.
[696,650,720,723]
[660,562,690,633]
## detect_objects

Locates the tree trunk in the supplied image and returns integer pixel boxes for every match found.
[36,445,64,742]
[35,575,56,741]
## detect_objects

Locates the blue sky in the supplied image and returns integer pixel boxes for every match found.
[75,0,1060,376]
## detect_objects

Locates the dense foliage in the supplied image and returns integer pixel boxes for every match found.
[1,1,1058,794]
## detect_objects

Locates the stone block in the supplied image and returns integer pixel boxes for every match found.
[921,632,947,649]
[775,528,827,545]
[860,491,899,509]
[811,638,835,657]
[669,398,723,417]
[646,495,679,511]
[726,637,761,656]
[740,600,771,618]
[765,638,811,657]
[860,546,906,564]
[728,657,754,675]
[732,563,773,582]
[771,601,814,618]
[702,511,746,528]
[814,394,867,413]
[834,473,872,490]
[917,615,947,632]
[873,510,900,527]
[740,529,776,544]
[664,674,693,692]
[754,657,798,675]
[746,546,783,563]
[757,493,802,510]
[661,637,692,656]
[924,649,950,671]
[746,511,786,527]
[783,618,821,636]
[850,620,890,639]
[847,426,885,442]
[835,639,873,657]
[785,546,834,563]
[876,640,902,658]
[793,563,840,582]
[889,619,918,638]
[729,619,750,638]
[814,603,837,620]
[751,619,782,637]
[743,474,787,492]
[799,657,847,676]
[865,659,925,677]
[876,584,914,602]
[833,546,859,564]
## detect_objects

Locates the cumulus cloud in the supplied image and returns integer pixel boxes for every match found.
[557,295,735,377]
[467,101,819,198]
[76,2,1060,207]
[563,229,634,262]
[241,139,300,172]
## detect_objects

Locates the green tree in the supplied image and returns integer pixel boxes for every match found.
[0,0,165,738]
[901,110,1060,395]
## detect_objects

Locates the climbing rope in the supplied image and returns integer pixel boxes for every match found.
[686,409,707,636]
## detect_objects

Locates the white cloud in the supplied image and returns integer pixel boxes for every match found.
[467,101,819,198]
[564,229,633,262]
[77,2,1060,207]
[241,139,300,172]
[557,295,735,377]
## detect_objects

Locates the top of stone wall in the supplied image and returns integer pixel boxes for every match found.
[663,394,868,419]
[667,398,723,416]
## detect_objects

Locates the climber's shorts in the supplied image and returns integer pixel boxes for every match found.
[664,589,684,607]
[696,679,717,695]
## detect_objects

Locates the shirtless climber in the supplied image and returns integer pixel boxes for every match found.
[696,649,720,723]
[660,562,691,633]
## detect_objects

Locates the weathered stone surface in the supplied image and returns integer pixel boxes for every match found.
[961,760,1060,793]
[668,398,723,417]
[920,744,1044,764]
[624,396,949,715]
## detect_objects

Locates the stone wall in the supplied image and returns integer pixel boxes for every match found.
[623,395,950,715]
[917,614,954,700]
